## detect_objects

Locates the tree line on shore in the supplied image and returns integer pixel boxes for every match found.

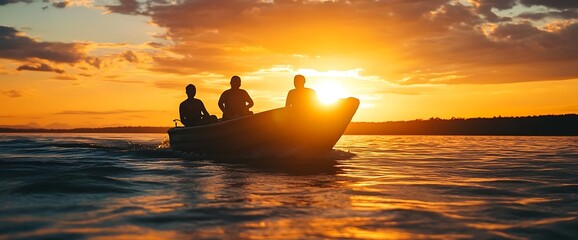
[344,114,577,136]
[0,114,576,136]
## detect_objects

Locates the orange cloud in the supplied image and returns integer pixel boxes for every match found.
[136,0,578,85]
[5,1,577,86]
[2,89,23,98]
[17,63,64,74]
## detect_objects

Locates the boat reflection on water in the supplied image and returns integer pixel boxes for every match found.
[153,150,430,239]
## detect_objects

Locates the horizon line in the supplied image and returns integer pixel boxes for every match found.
[0,113,576,131]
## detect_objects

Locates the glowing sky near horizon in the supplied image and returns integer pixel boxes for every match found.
[1,0,577,128]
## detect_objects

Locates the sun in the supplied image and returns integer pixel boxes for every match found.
[312,81,349,105]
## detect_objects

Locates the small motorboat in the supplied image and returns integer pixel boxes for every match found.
[168,97,359,157]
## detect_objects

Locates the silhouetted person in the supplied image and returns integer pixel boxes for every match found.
[179,84,216,127]
[285,74,318,108]
[218,76,254,120]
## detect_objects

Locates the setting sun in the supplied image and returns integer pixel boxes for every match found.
[312,81,349,105]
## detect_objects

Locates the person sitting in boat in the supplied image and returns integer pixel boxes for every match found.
[179,84,217,127]
[285,74,318,108]
[218,75,254,120]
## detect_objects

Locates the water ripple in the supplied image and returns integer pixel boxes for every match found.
[0,134,577,239]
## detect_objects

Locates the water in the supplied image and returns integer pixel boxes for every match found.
[0,134,577,239]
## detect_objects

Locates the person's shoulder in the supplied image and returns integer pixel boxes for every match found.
[305,88,317,93]
[219,89,230,99]
[180,98,190,106]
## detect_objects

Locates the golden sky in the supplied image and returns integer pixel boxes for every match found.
[1,0,577,128]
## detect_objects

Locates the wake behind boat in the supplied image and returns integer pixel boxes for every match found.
[168,97,359,157]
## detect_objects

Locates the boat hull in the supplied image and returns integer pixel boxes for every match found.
[168,97,359,156]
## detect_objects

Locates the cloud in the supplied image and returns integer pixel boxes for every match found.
[52,75,77,80]
[154,80,224,94]
[85,56,104,69]
[2,89,23,98]
[105,0,141,15]
[122,50,138,63]
[0,31,153,78]
[52,1,69,8]
[104,0,175,15]
[147,0,452,74]
[55,110,158,115]
[139,0,578,84]
[473,0,516,22]
[518,10,578,20]
[0,0,32,6]
[17,63,65,74]
[0,26,85,63]
[520,0,578,10]
[78,47,151,71]
[40,0,573,85]
[476,0,517,10]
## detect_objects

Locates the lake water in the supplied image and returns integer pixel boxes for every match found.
[0,134,577,239]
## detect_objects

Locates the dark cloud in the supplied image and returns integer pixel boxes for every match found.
[52,1,68,8]
[106,0,141,15]
[85,57,104,68]
[17,63,65,74]
[489,23,542,40]
[122,51,138,63]
[489,22,578,62]
[477,0,517,10]
[0,26,85,63]
[474,0,516,22]
[0,0,32,6]
[520,0,578,10]
[518,10,578,20]
[147,42,165,48]
[396,20,578,84]
[2,89,22,98]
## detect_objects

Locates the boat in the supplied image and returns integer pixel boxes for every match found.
[168,97,360,157]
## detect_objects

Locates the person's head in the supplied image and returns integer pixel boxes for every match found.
[230,75,241,89]
[294,75,306,89]
[185,84,196,98]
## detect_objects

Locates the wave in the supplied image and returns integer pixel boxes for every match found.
[1,136,353,163]
[10,174,138,194]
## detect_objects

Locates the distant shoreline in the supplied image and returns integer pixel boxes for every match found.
[1,114,576,136]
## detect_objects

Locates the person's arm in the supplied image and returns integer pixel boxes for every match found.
[244,90,254,109]
[218,92,226,113]
[179,102,187,125]
[200,101,210,117]
[285,91,293,107]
